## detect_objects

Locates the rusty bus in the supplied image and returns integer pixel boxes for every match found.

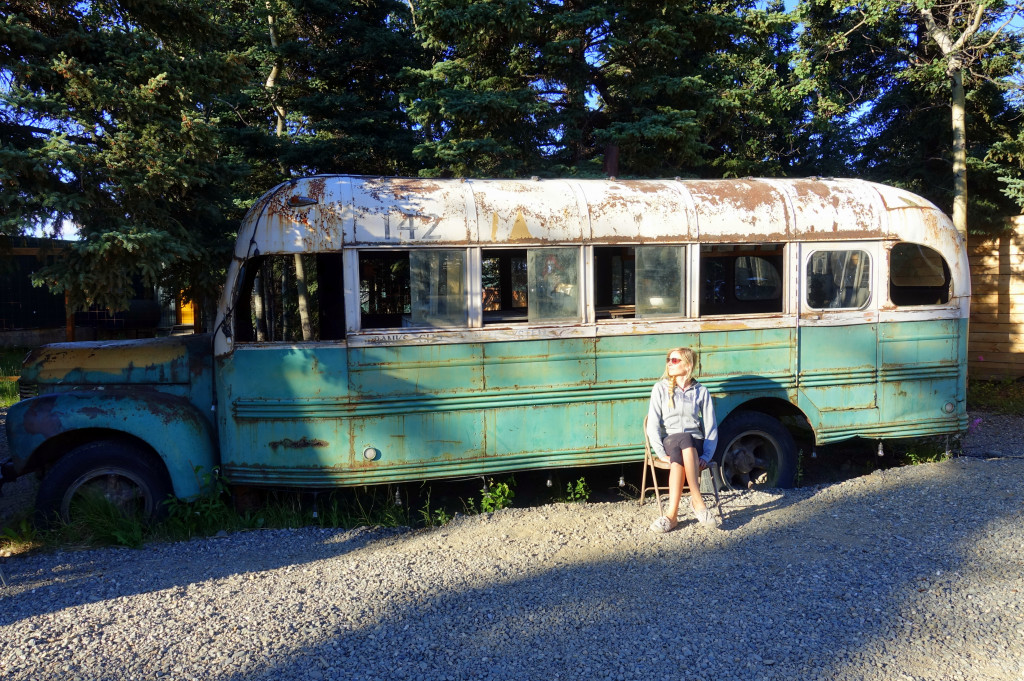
[3,176,969,520]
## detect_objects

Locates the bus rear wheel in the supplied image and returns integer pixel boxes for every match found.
[36,440,172,525]
[714,411,797,491]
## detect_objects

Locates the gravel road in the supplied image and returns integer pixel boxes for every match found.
[1,411,1022,681]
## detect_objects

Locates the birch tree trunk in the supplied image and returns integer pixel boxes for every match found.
[919,5,986,238]
[265,6,313,340]
[294,255,312,340]
[950,67,968,237]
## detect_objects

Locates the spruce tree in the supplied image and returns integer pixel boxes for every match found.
[1,0,247,312]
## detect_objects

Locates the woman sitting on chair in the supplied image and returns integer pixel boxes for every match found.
[647,347,720,532]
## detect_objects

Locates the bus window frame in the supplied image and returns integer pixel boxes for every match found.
[695,243,787,318]
[345,245,591,335]
[334,240,926,340]
[887,241,953,308]
[799,242,881,321]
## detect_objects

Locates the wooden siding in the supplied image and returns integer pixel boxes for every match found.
[968,216,1024,379]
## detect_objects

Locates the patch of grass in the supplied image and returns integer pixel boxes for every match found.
[967,378,1024,414]
[0,347,28,408]
[900,443,949,466]
[875,439,950,467]
[1,515,41,554]
[0,476,421,553]
[64,493,147,548]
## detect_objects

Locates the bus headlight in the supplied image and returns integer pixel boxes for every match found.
[943,402,955,414]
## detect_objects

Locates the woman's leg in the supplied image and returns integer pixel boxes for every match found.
[664,462,685,528]
[682,445,707,512]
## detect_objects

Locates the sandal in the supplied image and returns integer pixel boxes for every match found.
[695,507,721,528]
[649,515,676,533]
[688,498,722,528]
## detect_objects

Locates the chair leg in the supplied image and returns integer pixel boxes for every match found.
[639,458,666,516]
[652,462,665,516]
[708,462,724,522]
[639,457,651,506]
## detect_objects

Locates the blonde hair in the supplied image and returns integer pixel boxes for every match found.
[661,347,697,407]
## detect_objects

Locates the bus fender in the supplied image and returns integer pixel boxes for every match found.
[7,390,218,500]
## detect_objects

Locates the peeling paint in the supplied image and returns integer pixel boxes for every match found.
[510,210,532,240]
[269,437,329,451]
[234,176,955,256]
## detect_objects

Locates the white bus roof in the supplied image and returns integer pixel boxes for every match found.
[236,175,958,255]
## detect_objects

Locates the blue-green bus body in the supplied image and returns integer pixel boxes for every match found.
[216,318,966,488]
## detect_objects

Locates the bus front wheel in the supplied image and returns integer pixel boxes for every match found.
[35,440,172,525]
[714,411,797,491]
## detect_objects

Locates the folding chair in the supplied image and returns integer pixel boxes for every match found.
[640,415,724,521]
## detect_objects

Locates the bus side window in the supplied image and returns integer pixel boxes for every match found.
[594,246,635,318]
[889,243,950,306]
[482,249,528,324]
[235,254,322,342]
[317,253,345,340]
[700,245,783,315]
[409,250,468,327]
[636,246,684,317]
[806,250,871,310]
[359,251,410,329]
[528,248,581,323]
[735,256,781,302]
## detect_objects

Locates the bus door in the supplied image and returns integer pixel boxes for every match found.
[797,242,881,439]
[217,253,352,487]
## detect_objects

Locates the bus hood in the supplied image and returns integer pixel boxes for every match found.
[19,334,214,394]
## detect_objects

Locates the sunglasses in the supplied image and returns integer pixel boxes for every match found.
[667,357,686,365]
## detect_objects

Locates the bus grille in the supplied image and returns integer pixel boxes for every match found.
[18,381,37,400]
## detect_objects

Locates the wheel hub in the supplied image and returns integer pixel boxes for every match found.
[723,437,772,489]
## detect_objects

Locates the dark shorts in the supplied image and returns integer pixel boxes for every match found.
[662,432,703,466]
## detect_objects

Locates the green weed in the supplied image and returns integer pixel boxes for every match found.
[4,468,422,553]
[161,468,238,540]
[346,486,409,527]
[417,490,454,527]
[478,477,515,513]
[564,477,591,503]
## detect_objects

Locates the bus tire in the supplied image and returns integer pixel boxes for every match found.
[35,440,172,525]
[713,411,797,491]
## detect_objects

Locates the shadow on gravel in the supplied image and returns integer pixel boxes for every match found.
[4,459,1021,681]
[0,524,401,625]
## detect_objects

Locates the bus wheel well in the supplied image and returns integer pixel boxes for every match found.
[715,398,810,491]
[725,398,811,433]
[29,429,168,480]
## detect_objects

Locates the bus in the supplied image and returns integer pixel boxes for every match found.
[213,175,968,493]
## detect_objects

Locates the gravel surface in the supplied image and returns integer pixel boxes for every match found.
[0,411,1022,681]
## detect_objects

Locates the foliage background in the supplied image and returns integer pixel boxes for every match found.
[2,0,1022,313]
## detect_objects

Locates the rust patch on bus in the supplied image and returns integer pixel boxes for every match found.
[305,176,327,203]
[270,437,329,451]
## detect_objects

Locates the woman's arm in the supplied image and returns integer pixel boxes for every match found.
[699,386,718,463]
[646,383,668,458]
